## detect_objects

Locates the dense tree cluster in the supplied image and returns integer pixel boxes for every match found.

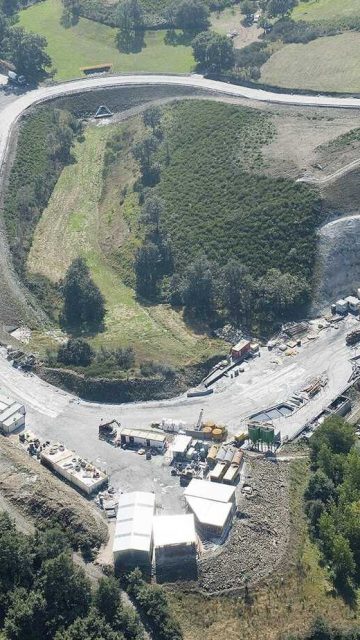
[115,0,145,53]
[167,0,210,32]
[0,515,144,640]
[125,569,182,640]
[304,417,360,591]
[129,100,318,329]
[61,257,106,330]
[192,30,235,73]
[285,617,360,640]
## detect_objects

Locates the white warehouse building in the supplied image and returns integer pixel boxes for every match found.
[0,392,25,434]
[184,479,236,539]
[113,491,155,572]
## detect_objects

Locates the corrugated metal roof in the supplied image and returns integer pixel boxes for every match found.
[153,514,196,548]
[119,428,166,442]
[184,478,235,503]
[113,492,155,554]
[185,496,232,528]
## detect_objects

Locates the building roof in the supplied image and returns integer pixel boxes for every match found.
[345,296,360,305]
[41,444,108,491]
[119,428,166,443]
[171,434,192,454]
[184,478,235,503]
[2,411,24,429]
[185,496,232,529]
[113,492,155,555]
[153,514,196,548]
[232,339,250,351]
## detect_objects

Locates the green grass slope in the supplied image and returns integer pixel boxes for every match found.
[260,32,360,93]
[155,101,320,282]
[19,0,194,81]
[292,0,360,22]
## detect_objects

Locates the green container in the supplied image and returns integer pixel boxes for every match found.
[260,425,274,444]
[248,423,260,443]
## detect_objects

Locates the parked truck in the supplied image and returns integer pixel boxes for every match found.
[98,419,121,444]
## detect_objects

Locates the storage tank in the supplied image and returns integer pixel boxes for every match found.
[232,450,243,466]
[202,426,212,435]
[215,445,227,461]
[248,423,260,444]
[224,448,234,463]
[203,421,216,429]
[206,445,218,464]
[260,425,274,444]
[212,428,224,440]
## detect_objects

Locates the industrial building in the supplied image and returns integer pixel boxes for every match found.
[0,392,25,434]
[153,514,197,568]
[184,478,236,504]
[40,443,108,495]
[117,427,166,450]
[185,496,233,538]
[113,491,155,572]
[184,479,236,539]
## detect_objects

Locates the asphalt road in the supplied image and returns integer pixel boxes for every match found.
[1,73,360,177]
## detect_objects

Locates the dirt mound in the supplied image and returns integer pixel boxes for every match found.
[0,436,108,549]
[198,458,290,594]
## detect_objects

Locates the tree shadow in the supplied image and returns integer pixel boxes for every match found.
[164,29,196,47]
[116,29,146,54]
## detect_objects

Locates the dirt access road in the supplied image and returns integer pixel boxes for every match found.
[0,315,357,492]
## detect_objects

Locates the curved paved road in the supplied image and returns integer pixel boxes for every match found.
[0,74,359,469]
[1,74,360,174]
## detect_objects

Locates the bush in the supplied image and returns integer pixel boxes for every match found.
[57,339,94,367]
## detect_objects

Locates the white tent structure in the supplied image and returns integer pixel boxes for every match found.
[113,491,155,571]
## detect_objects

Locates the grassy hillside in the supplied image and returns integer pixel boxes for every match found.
[154,101,320,282]
[292,0,360,22]
[260,32,360,93]
[27,120,223,366]
[19,0,194,81]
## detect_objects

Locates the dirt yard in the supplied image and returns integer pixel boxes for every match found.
[197,457,291,594]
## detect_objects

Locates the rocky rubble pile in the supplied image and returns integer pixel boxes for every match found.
[198,458,291,594]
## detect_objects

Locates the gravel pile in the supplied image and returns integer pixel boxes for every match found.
[214,324,244,344]
[198,458,290,594]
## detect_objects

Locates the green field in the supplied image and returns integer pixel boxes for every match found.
[292,0,360,22]
[27,121,222,366]
[261,32,360,93]
[19,0,194,81]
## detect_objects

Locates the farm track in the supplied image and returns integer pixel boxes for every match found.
[298,156,360,184]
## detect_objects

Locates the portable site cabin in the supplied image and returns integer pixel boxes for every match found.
[345,296,360,315]
[0,393,25,434]
[118,428,166,451]
[231,339,251,360]
[209,461,228,483]
[113,491,155,572]
[171,435,192,461]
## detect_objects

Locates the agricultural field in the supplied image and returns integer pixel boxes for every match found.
[292,0,360,22]
[27,118,222,366]
[19,0,194,82]
[260,32,360,93]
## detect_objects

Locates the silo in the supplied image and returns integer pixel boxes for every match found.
[215,445,227,462]
[260,425,274,444]
[248,423,260,444]
[224,447,234,463]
